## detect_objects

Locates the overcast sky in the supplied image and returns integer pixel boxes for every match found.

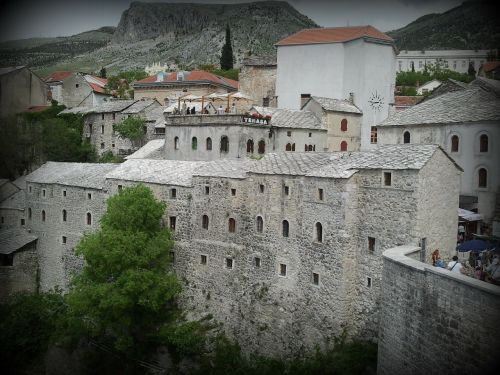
[0,0,464,42]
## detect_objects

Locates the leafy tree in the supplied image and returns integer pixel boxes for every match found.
[99,67,107,78]
[98,150,124,163]
[113,116,146,149]
[65,185,206,365]
[220,25,234,70]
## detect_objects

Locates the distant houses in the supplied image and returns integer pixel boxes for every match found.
[396,50,490,74]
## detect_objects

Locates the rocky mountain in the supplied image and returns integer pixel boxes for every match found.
[0,1,317,76]
[387,1,499,51]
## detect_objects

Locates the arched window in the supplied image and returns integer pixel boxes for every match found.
[202,215,209,229]
[340,118,348,132]
[174,136,179,150]
[206,137,212,150]
[478,168,487,188]
[451,135,459,152]
[256,216,263,233]
[315,222,323,243]
[292,143,295,151]
[305,144,308,151]
[62,209,67,222]
[340,141,348,151]
[480,134,488,153]
[308,145,313,151]
[247,139,254,153]
[228,218,236,233]
[28,208,32,219]
[192,137,198,150]
[258,140,266,154]
[42,210,46,222]
[221,136,229,153]
[282,220,289,237]
[403,131,411,144]
[286,143,292,151]
[86,212,92,226]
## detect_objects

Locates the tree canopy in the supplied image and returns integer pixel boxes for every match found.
[220,25,234,70]
[113,116,146,148]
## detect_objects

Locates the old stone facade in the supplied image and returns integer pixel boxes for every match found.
[23,144,460,356]
[378,245,500,375]
[239,56,277,107]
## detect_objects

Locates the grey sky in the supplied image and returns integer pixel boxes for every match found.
[0,0,463,42]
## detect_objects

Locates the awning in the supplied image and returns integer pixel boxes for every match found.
[0,229,38,255]
[458,208,483,222]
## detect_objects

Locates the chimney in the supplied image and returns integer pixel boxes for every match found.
[349,92,355,104]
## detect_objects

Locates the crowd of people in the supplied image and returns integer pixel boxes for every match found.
[432,249,500,285]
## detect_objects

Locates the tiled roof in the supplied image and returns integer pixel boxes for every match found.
[276,26,393,46]
[251,153,333,176]
[480,61,500,72]
[59,106,92,115]
[88,83,108,94]
[242,56,277,66]
[310,96,362,114]
[394,96,424,107]
[84,75,110,95]
[125,140,165,160]
[45,71,73,82]
[0,190,24,210]
[380,86,500,126]
[193,159,252,179]
[471,76,500,93]
[270,109,324,129]
[0,229,37,255]
[122,99,159,114]
[0,66,25,76]
[250,106,279,117]
[26,162,117,189]
[106,159,206,187]
[134,70,238,90]
[91,100,137,113]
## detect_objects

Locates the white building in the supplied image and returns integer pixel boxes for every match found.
[275,26,396,150]
[396,50,490,74]
[377,77,500,235]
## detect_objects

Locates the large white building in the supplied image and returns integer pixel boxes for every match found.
[396,50,490,74]
[275,26,397,150]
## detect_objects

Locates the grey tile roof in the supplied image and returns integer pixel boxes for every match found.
[12,175,27,190]
[193,159,252,179]
[0,190,25,210]
[59,106,92,115]
[0,66,24,76]
[251,153,333,176]
[472,76,500,93]
[0,179,8,186]
[106,159,205,187]
[26,162,118,189]
[0,229,37,255]
[311,96,362,114]
[121,99,159,114]
[125,140,165,160]
[380,86,500,126]
[92,100,137,113]
[270,109,324,130]
[250,106,280,117]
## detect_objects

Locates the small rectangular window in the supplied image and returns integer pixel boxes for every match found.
[259,184,264,193]
[370,127,378,144]
[1,216,4,224]
[309,132,312,137]
[368,237,376,252]
[367,277,372,288]
[205,186,210,195]
[0,253,14,266]
[112,113,116,120]
[100,142,105,149]
[76,83,79,88]
[118,185,123,191]
[169,216,176,231]
[21,218,25,226]
[383,172,392,186]
[255,257,261,268]
[313,272,319,285]
[170,188,177,199]
[200,254,207,265]
[101,125,104,134]
[101,113,105,120]
[169,251,175,264]
[62,236,67,244]
[226,258,233,269]
[279,263,287,276]
[318,188,324,201]
[42,189,46,197]
[87,193,92,200]
[284,186,289,196]
[287,131,292,137]
[231,188,236,196]
[63,190,67,197]
[112,143,115,148]
[29,186,32,193]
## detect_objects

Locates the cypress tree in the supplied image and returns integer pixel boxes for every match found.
[220,25,234,70]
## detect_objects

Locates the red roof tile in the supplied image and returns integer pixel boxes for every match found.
[481,61,500,72]
[90,75,108,85]
[135,70,238,90]
[45,71,73,82]
[89,83,109,94]
[276,26,393,46]
[395,96,424,107]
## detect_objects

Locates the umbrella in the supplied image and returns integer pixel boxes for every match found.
[456,239,491,252]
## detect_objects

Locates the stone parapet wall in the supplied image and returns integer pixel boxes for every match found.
[378,245,500,375]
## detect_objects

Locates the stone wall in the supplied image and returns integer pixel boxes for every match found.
[84,112,133,157]
[378,245,500,375]
[0,242,38,301]
[239,65,277,107]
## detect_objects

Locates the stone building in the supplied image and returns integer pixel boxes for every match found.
[0,66,48,117]
[0,177,26,231]
[302,96,362,151]
[61,99,163,157]
[44,71,112,108]
[132,70,238,106]
[239,56,277,107]
[377,77,500,234]
[23,144,461,355]
[275,26,396,150]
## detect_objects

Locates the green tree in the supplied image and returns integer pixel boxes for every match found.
[113,116,146,149]
[220,25,234,70]
[99,67,107,78]
[65,185,206,365]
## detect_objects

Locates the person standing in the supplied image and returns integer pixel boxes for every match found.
[447,255,464,274]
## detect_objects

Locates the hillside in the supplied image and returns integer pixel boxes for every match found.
[0,1,317,76]
[387,1,500,50]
